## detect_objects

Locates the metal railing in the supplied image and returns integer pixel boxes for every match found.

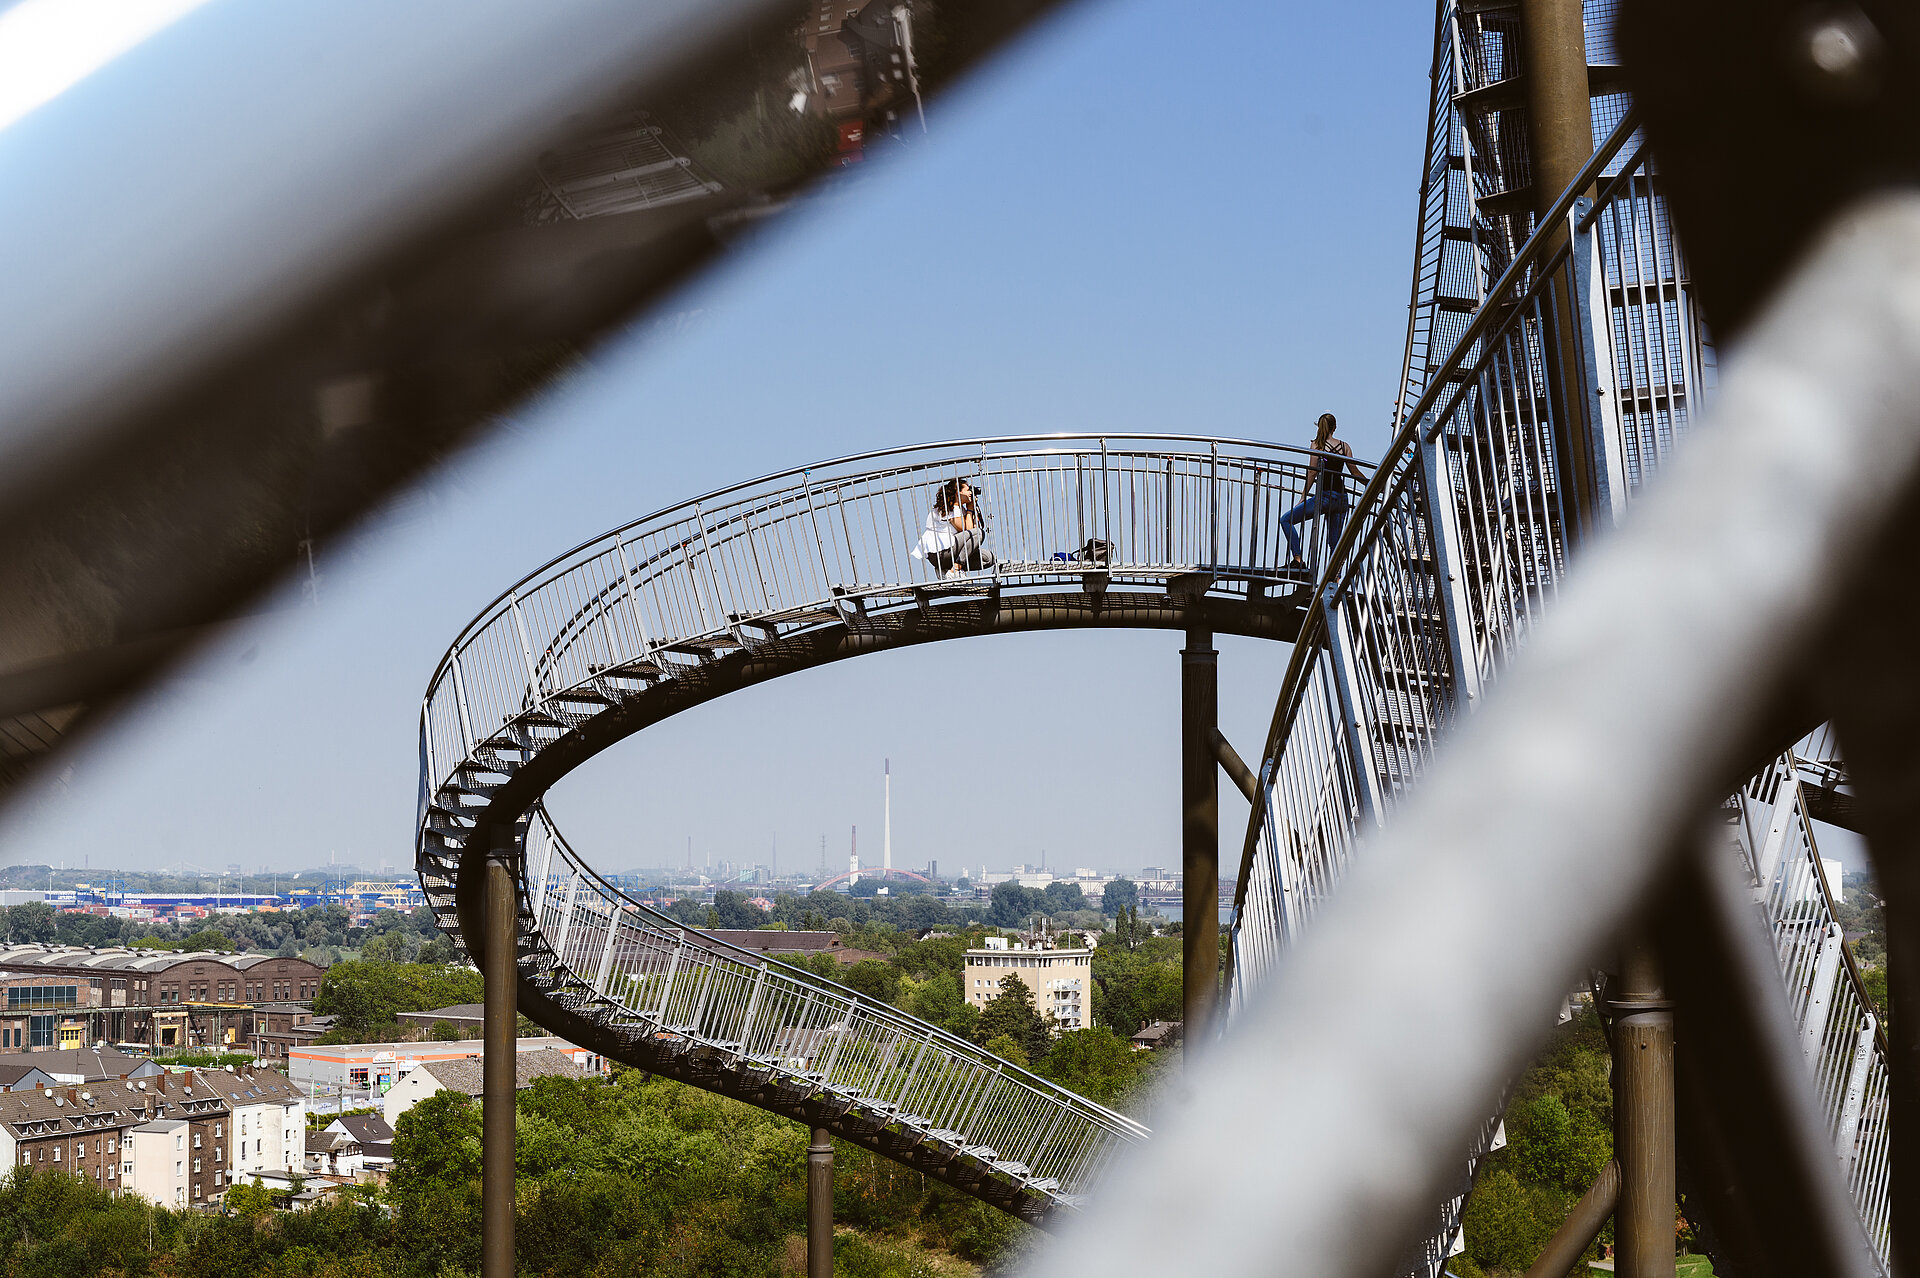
[1734,753,1890,1255]
[1221,109,1891,1274]
[513,805,1145,1206]
[415,433,1373,1217]
[417,433,1369,791]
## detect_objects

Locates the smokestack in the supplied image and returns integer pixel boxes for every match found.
[849,825,859,887]
[884,759,892,874]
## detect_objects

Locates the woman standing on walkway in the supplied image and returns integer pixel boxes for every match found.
[1280,413,1367,574]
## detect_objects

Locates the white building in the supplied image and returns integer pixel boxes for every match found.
[198,1067,305,1184]
[962,938,1090,1031]
[127,1119,190,1208]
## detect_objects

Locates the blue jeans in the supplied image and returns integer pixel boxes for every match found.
[1280,491,1348,563]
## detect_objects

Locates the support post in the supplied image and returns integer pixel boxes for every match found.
[1519,0,1601,535]
[808,1127,834,1278]
[1182,628,1219,1051]
[482,829,518,1278]
[1613,936,1675,1278]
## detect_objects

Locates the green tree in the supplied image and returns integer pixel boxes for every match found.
[907,973,969,1032]
[6,901,56,943]
[1102,878,1141,917]
[1462,1169,1555,1272]
[712,890,770,929]
[429,1019,462,1042]
[1038,1028,1142,1105]
[225,1177,276,1219]
[987,881,1044,928]
[841,960,902,1006]
[981,1034,1029,1068]
[1041,882,1086,914]
[1507,1094,1574,1187]
[974,973,1051,1064]
[179,928,235,952]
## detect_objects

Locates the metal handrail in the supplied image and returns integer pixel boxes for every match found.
[424,431,1372,689]
[521,807,1146,1171]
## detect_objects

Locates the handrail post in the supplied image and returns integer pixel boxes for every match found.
[482,826,518,1278]
[1208,442,1220,574]
[1322,585,1385,828]
[1417,434,1482,706]
[611,534,656,660]
[1570,196,1631,525]
[508,592,543,707]
[449,655,476,756]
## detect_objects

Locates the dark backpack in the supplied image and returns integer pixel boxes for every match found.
[1073,539,1114,565]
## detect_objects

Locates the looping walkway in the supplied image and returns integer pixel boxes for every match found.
[414,434,1369,1222]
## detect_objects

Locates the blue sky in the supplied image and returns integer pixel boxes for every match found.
[4,0,1466,878]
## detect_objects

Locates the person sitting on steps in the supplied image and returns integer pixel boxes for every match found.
[1280,412,1367,575]
[918,477,995,579]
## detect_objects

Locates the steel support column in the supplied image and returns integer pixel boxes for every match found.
[1614,936,1675,1278]
[483,830,518,1278]
[808,1126,834,1278]
[1182,629,1219,1051]
[1520,0,1594,212]
[1520,0,1600,534]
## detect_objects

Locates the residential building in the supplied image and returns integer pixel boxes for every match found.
[0,1068,292,1207]
[0,1080,145,1195]
[0,1063,57,1093]
[304,1129,363,1178]
[127,1119,191,1207]
[199,1067,305,1184]
[291,1036,605,1094]
[324,1113,393,1170]
[0,945,323,1054]
[1130,1021,1180,1051]
[23,1047,165,1085]
[382,1048,585,1127]
[961,937,1091,1032]
[145,1071,232,1206]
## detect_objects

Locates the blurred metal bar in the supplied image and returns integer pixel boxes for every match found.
[1042,190,1920,1278]
[0,0,1079,803]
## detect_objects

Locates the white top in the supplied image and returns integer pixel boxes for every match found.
[914,507,958,559]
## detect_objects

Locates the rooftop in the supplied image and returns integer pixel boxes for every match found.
[415,1048,584,1097]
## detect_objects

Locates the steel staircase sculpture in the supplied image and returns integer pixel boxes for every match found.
[413,3,1890,1257]
[1222,99,1894,1278]
[413,433,1371,1223]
